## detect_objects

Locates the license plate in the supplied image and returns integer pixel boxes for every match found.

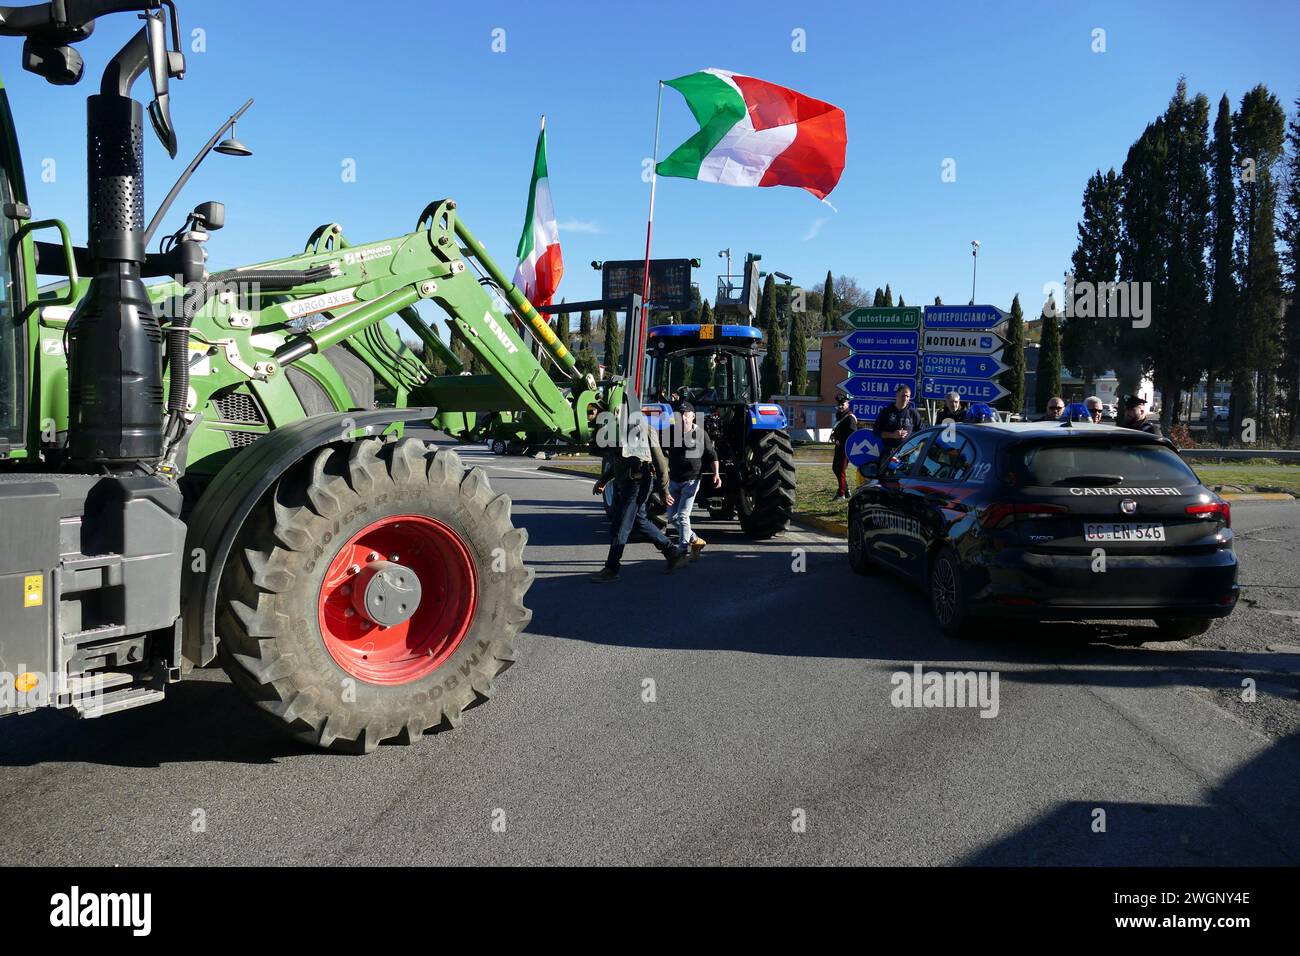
[1084,522,1166,542]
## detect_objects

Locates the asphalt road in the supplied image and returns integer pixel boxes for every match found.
[2,445,1298,866]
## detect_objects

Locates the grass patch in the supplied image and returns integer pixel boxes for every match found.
[1192,464,1300,496]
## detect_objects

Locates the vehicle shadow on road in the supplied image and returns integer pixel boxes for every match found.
[0,676,322,768]
[960,728,1300,865]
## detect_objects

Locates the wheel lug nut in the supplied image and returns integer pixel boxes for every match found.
[389,553,399,561]
[348,564,360,575]
[344,607,355,617]
[367,552,379,562]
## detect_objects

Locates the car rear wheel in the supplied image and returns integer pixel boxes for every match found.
[847,511,878,575]
[929,547,976,638]
[1154,617,1214,639]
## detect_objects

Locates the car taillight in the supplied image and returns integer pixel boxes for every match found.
[1186,500,1230,528]
[981,502,1068,529]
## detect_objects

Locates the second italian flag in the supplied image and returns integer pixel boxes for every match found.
[514,121,563,308]
[656,68,846,201]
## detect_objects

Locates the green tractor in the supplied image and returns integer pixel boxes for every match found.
[0,0,620,751]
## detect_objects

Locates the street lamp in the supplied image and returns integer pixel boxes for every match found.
[970,240,980,305]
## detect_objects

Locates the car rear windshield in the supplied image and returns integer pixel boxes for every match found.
[1012,441,1199,488]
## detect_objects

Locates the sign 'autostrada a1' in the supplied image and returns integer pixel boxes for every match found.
[838,307,922,422]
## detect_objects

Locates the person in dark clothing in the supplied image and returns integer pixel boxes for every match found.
[1120,394,1162,436]
[665,401,720,556]
[591,413,684,582]
[830,394,858,501]
[939,391,966,424]
[872,383,923,473]
[1036,397,1065,421]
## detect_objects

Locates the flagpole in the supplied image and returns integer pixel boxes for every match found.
[635,80,665,399]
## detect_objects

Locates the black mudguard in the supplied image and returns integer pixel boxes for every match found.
[181,408,435,669]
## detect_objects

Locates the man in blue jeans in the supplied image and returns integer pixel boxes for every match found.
[665,401,720,558]
[591,418,684,582]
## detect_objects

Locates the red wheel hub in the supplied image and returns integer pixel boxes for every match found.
[318,514,478,685]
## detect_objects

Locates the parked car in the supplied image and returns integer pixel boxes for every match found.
[846,420,1238,638]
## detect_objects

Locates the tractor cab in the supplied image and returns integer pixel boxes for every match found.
[641,323,793,536]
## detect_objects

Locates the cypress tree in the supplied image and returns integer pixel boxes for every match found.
[822,270,836,331]
[934,296,942,305]
[1155,80,1212,427]
[1000,294,1027,413]
[579,309,593,351]
[603,311,622,376]
[897,295,906,307]
[883,284,894,307]
[1279,96,1300,438]
[759,275,783,399]
[1064,169,1123,393]
[1205,94,1238,441]
[692,300,715,388]
[787,310,808,396]
[1119,119,1169,403]
[1231,84,1286,438]
[873,287,885,307]
[1037,299,1063,411]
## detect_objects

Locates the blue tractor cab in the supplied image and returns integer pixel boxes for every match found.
[639,323,795,537]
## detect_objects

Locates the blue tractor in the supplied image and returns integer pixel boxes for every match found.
[640,324,796,538]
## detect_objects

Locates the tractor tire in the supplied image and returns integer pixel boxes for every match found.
[216,438,532,753]
[737,430,796,539]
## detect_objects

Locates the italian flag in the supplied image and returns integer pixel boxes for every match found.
[514,121,563,307]
[656,69,846,200]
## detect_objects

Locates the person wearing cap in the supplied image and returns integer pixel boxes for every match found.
[1037,397,1065,421]
[1084,395,1105,424]
[940,391,966,424]
[1121,394,1162,436]
[873,383,923,474]
[830,393,858,501]
[665,401,720,558]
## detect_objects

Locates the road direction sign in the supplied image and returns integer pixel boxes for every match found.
[847,398,893,422]
[840,353,918,376]
[921,329,1002,355]
[921,376,1010,403]
[845,429,882,468]
[839,375,918,400]
[842,329,920,353]
[922,304,1007,329]
[843,306,922,330]
[921,353,1008,378]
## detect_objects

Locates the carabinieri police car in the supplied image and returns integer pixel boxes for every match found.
[846,419,1239,638]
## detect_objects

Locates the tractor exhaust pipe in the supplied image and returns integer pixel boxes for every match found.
[67,23,172,465]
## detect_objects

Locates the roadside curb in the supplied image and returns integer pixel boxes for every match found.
[538,465,600,480]
[1218,492,1295,502]
[792,513,848,537]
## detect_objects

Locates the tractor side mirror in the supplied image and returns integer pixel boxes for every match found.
[144,10,180,158]
[21,39,84,86]
[192,201,225,231]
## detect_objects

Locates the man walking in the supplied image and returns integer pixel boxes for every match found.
[830,393,857,501]
[591,411,684,582]
[872,383,923,473]
[665,401,720,557]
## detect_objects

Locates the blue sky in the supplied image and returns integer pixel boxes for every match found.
[4,0,1299,317]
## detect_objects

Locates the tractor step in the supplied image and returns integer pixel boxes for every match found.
[71,682,165,718]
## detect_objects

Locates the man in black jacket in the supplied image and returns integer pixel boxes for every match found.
[830,394,857,501]
[1120,394,1162,436]
[872,383,923,473]
[665,401,721,556]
